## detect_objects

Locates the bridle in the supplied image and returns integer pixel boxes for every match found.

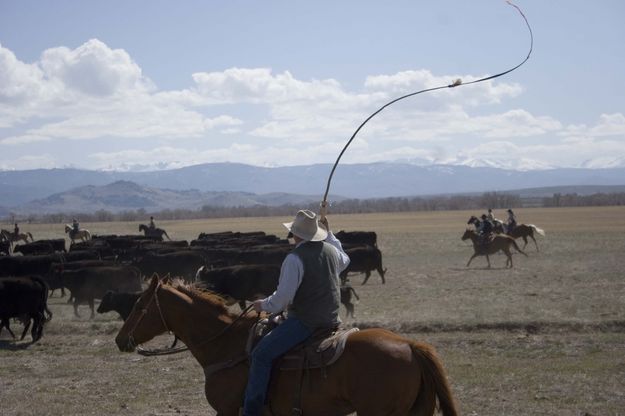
[126,280,256,357]
[126,280,172,352]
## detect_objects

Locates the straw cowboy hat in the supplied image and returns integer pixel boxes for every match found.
[283,210,327,242]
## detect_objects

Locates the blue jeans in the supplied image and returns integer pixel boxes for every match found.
[243,317,312,416]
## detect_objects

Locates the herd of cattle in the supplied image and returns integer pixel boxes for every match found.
[0,228,386,343]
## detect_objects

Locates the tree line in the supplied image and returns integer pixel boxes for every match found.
[4,191,624,224]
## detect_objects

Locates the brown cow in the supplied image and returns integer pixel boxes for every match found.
[59,266,142,318]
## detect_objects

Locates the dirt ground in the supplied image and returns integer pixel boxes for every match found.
[1,207,625,415]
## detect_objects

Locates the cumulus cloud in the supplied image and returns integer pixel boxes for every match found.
[40,39,153,97]
[0,40,239,141]
[364,69,524,109]
[2,40,622,170]
[0,44,45,105]
[562,113,625,138]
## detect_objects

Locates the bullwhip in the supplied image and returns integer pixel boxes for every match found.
[319,1,533,218]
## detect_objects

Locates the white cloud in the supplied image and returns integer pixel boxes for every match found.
[0,154,58,170]
[40,39,152,97]
[1,134,51,145]
[563,113,625,138]
[364,69,524,108]
[0,44,45,105]
[2,40,623,170]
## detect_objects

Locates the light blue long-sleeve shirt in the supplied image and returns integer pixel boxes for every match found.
[260,231,350,314]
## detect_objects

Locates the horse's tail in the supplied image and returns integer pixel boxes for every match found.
[529,225,545,236]
[85,230,92,240]
[409,342,458,416]
[511,239,528,257]
[27,232,34,242]
[163,231,171,241]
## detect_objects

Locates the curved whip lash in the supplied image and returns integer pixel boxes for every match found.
[320,1,533,216]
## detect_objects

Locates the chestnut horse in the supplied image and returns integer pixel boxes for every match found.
[506,224,545,252]
[461,229,527,268]
[116,276,459,416]
[467,217,545,252]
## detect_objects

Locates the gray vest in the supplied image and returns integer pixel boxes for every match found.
[288,241,341,330]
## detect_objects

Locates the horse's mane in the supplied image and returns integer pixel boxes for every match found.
[167,279,231,316]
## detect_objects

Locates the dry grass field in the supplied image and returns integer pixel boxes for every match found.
[1,206,625,415]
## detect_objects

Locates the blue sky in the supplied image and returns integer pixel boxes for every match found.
[1,0,624,171]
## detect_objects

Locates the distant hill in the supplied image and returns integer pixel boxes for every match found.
[2,162,625,208]
[15,180,343,215]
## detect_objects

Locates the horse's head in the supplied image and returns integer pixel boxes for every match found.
[64,225,71,233]
[467,216,478,225]
[139,224,146,232]
[115,275,168,352]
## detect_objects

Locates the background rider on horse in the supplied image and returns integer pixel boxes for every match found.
[478,214,494,248]
[507,209,517,233]
[72,218,80,235]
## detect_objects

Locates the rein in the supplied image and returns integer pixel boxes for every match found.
[131,283,257,357]
[320,1,533,215]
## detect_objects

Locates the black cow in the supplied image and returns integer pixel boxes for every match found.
[340,246,387,285]
[233,246,291,266]
[96,289,180,349]
[13,239,66,256]
[340,284,360,318]
[64,250,101,262]
[0,275,52,342]
[0,254,64,277]
[196,264,358,316]
[0,240,9,256]
[59,266,142,318]
[13,241,54,256]
[96,290,141,320]
[335,231,378,247]
[195,264,281,309]
[133,251,207,281]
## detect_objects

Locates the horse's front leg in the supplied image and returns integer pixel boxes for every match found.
[466,253,479,267]
[485,254,491,268]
